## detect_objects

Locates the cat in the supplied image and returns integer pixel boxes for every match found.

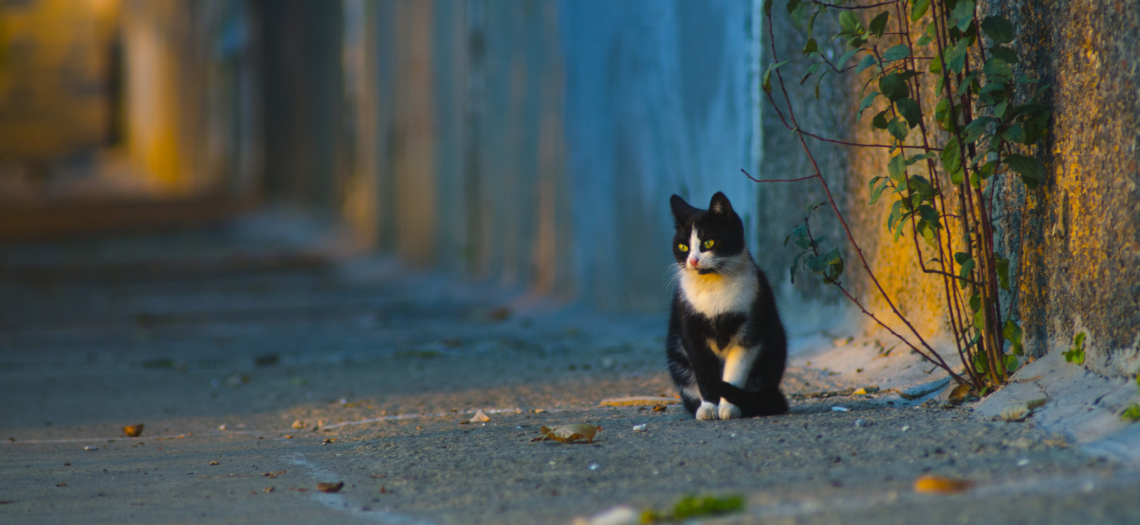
[665,192,789,420]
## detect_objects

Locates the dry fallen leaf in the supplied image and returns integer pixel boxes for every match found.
[263,487,274,493]
[652,405,667,412]
[317,482,344,493]
[209,461,219,466]
[122,424,144,437]
[471,409,491,422]
[600,396,681,407]
[914,475,973,494]
[1000,402,1030,422]
[292,420,305,429]
[948,383,972,404]
[56,482,67,487]
[533,424,600,444]
[853,386,881,395]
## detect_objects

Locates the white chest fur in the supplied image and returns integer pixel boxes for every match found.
[678,256,758,317]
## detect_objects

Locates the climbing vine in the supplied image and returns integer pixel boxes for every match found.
[750,0,1050,391]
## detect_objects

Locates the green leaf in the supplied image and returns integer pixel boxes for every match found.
[911,177,936,200]
[882,44,911,63]
[981,16,1015,44]
[1004,354,1020,375]
[785,0,801,14]
[836,48,859,69]
[856,54,878,74]
[989,45,1019,64]
[941,136,962,175]
[887,198,904,233]
[1005,154,1042,188]
[917,204,940,226]
[974,309,985,331]
[887,117,908,141]
[869,11,890,38]
[950,0,975,32]
[838,11,861,33]
[762,60,791,94]
[764,0,773,16]
[896,98,922,128]
[872,110,890,130]
[959,256,976,286]
[803,38,819,55]
[929,53,942,74]
[984,58,1013,82]
[858,91,880,115]
[968,291,981,312]
[916,34,932,46]
[1003,320,1024,356]
[1064,332,1086,365]
[935,98,952,130]
[888,154,906,183]
[996,257,1010,290]
[790,251,805,284]
[869,176,890,205]
[879,72,911,101]
[910,0,930,21]
[946,38,970,73]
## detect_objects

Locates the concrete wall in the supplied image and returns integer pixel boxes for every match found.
[260,1,1139,377]
[994,0,1140,377]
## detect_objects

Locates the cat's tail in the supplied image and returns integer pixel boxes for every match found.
[718,381,788,417]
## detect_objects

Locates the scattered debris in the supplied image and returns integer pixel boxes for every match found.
[572,505,639,525]
[853,386,880,395]
[209,461,219,466]
[218,424,227,431]
[901,425,911,432]
[83,446,98,451]
[831,406,849,412]
[1017,458,1030,466]
[263,487,275,493]
[1000,398,1047,422]
[641,494,746,523]
[532,424,600,444]
[122,424,144,437]
[948,383,973,404]
[632,424,647,433]
[56,482,67,487]
[292,420,306,429]
[225,374,250,387]
[855,418,870,428]
[461,409,491,424]
[317,482,344,493]
[254,354,280,367]
[600,396,681,407]
[652,405,668,412]
[914,475,974,494]
[284,435,293,439]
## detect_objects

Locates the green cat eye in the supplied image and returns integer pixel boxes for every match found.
[678,244,689,252]
[702,240,715,249]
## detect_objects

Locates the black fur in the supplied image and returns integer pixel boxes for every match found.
[666,192,789,418]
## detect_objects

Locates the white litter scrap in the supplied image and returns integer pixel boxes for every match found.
[632,424,647,433]
[831,406,849,412]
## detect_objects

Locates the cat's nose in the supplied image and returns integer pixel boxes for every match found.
[688,257,700,268]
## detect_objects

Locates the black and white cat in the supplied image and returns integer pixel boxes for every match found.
[666,192,789,420]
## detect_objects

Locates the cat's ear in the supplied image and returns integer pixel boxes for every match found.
[709,192,734,216]
[670,194,697,227]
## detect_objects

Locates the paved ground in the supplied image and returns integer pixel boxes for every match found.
[2,216,1138,524]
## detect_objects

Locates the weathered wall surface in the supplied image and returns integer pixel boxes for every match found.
[995,0,1140,376]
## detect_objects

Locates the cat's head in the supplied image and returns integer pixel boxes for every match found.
[669,192,746,275]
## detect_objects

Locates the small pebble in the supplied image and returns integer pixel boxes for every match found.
[83,445,98,451]
[588,463,599,471]
[902,425,911,432]
[1017,458,1030,467]
[855,418,868,428]
[632,424,647,433]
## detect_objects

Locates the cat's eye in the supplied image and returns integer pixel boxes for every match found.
[678,244,689,252]
[702,240,715,249]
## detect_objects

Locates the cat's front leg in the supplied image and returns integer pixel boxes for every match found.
[696,400,720,420]
[719,345,759,420]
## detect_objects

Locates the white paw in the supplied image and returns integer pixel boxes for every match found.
[696,401,719,420]
[719,399,742,420]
